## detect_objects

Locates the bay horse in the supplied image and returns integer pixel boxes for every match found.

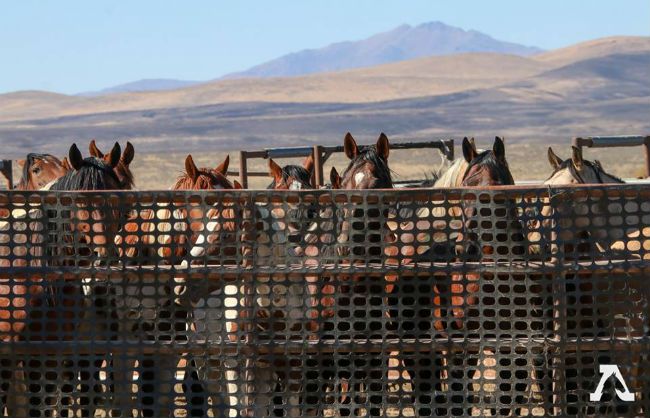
[436,137,517,330]
[318,133,418,417]
[267,156,314,190]
[426,137,529,416]
[0,143,125,417]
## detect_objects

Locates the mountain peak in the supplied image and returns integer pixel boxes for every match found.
[226,21,543,79]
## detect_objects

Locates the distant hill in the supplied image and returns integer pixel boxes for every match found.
[534,36,650,67]
[79,78,201,96]
[0,36,648,160]
[225,21,543,79]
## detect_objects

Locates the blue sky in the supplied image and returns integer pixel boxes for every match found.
[1,0,648,94]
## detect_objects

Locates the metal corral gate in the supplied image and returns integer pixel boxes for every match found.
[0,185,648,417]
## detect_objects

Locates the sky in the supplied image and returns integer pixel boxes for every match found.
[1,0,648,94]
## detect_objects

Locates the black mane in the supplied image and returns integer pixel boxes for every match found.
[463,150,514,185]
[341,145,393,189]
[267,164,313,189]
[50,157,120,191]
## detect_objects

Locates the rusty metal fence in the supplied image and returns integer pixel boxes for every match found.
[0,185,648,417]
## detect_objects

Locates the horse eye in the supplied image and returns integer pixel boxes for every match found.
[32,167,41,174]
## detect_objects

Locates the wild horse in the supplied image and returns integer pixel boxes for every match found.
[0,143,127,417]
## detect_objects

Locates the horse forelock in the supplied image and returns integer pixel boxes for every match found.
[341,145,392,189]
[462,150,514,186]
[268,164,312,190]
[173,169,233,190]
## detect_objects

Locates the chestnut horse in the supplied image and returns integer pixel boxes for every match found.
[112,153,236,417]
[15,153,69,190]
[0,143,125,417]
[89,139,136,190]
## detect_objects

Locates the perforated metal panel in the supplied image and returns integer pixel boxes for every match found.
[0,185,648,417]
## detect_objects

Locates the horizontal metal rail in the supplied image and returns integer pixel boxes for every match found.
[573,134,650,177]
[233,138,455,187]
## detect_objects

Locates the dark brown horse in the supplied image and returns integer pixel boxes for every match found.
[267,155,314,190]
[320,133,414,416]
[0,143,126,416]
[434,136,516,331]
[89,139,136,189]
[340,132,392,189]
[433,137,523,415]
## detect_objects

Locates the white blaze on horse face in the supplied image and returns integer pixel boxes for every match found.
[289,181,302,190]
[354,172,365,186]
[41,179,58,190]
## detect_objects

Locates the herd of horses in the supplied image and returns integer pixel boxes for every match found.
[0,133,641,417]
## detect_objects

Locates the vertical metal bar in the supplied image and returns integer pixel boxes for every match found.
[645,137,650,178]
[446,139,454,161]
[239,151,248,189]
[0,160,12,190]
[571,137,581,149]
[312,145,324,187]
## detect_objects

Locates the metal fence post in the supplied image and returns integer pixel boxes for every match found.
[645,136,650,178]
[239,151,248,189]
[312,145,324,187]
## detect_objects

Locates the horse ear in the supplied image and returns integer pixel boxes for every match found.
[344,132,359,160]
[268,159,283,183]
[330,167,341,189]
[89,139,103,158]
[493,136,505,160]
[16,159,25,168]
[469,137,476,149]
[462,137,478,163]
[214,155,230,175]
[185,154,199,180]
[547,147,562,169]
[233,180,243,189]
[594,159,603,170]
[303,154,315,173]
[376,133,390,160]
[69,143,84,171]
[122,141,135,166]
[108,142,121,168]
[61,157,72,171]
[571,146,584,169]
